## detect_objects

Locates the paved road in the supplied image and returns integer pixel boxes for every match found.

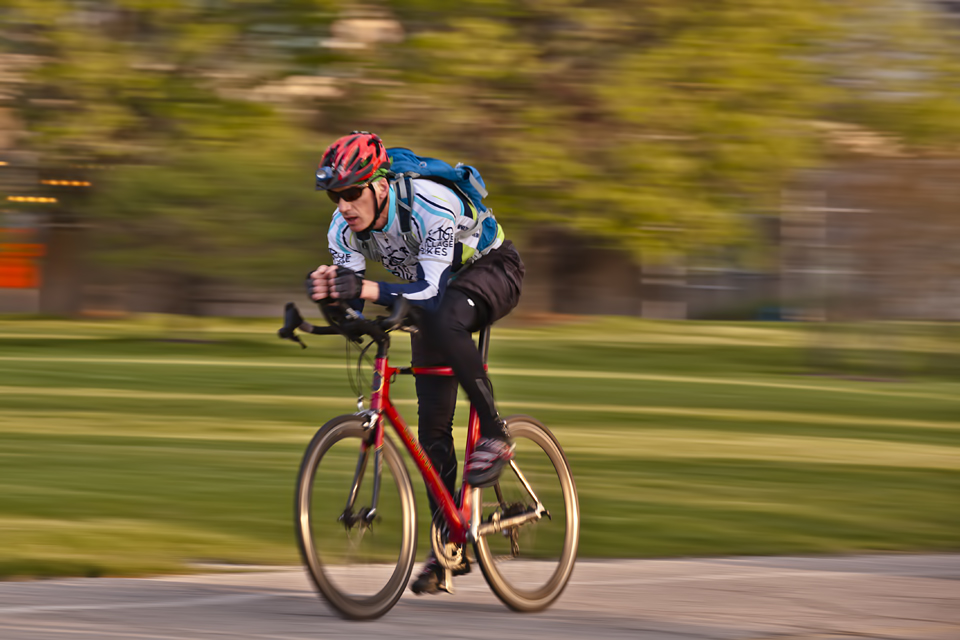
[0,555,957,639]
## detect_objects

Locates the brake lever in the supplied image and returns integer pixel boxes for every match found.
[278,302,308,348]
[277,327,308,349]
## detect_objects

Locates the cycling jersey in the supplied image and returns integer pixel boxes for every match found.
[327,178,505,312]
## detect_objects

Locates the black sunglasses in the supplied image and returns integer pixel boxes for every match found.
[327,184,369,205]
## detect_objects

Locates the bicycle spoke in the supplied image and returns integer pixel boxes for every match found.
[296,417,416,620]
[474,416,579,612]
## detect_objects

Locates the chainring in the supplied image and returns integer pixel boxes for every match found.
[429,512,464,570]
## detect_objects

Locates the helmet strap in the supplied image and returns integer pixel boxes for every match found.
[367,182,389,232]
[357,183,388,236]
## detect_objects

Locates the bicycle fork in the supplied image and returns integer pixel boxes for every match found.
[339,411,383,529]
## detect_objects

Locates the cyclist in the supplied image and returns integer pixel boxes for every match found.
[309,131,525,595]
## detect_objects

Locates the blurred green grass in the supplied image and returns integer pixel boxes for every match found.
[0,314,958,578]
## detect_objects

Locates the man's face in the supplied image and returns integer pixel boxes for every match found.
[332,181,386,232]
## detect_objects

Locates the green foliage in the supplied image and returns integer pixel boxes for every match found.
[830,1,960,143]
[349,0,842,262]
[0,0,342,288]
[87,123,324,287]
[4,0,960,289]
[2,0,340,161]
[347,0,960,263]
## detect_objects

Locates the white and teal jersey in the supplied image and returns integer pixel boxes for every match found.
[327,178,504,311]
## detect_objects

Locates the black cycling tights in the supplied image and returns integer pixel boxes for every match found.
[411,288,510,515]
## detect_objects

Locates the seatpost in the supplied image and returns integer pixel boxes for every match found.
[478,325,491,365]
[467,323,493,545]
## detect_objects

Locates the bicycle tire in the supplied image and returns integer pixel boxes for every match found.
[295,415,417,620]
[473,415,580,612]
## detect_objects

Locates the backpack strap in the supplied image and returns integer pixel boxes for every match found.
[455,161,488,199]
[395,173,493,242]
[390,174,422,256]
[349,175,422,263]
[354,229,382,262]
[380,173,497,265]
[454,205,492,242]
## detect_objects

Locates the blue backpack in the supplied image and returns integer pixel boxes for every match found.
[386,147,490,214]
[354,148,491,259]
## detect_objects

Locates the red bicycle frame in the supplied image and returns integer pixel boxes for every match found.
[361,327,491,545]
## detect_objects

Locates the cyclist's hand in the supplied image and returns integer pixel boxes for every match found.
[308,265,337,301]
[331,266,363,300]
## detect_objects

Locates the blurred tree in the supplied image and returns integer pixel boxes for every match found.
[1,0,340,161]
[321,0,960,267]
[0,0,339,312]
[830,0,960,144]
[4,0,960,314]
[88,126,323,314]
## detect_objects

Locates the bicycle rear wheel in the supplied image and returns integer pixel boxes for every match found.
[295,415,417,620]
[473,415,580,612]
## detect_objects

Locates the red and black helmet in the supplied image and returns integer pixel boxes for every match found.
[315,131,390,191]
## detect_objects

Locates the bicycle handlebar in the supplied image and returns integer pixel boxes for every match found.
[277,296,411,348]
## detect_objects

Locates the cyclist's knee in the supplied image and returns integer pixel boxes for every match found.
[423,439,455,467]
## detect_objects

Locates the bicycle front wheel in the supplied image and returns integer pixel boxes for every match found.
[295,415,417,620]
[473,415,580,612]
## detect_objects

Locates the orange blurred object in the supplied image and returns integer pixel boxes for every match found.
[0,241,45,288]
